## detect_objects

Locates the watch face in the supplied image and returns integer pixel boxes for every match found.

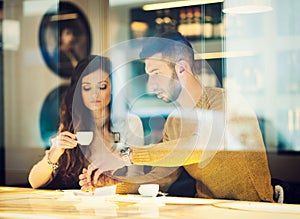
[120,147,132,166]
[120,146,130,154]
[39,1,92,78]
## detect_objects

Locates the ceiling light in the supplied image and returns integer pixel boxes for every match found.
[143,0,224,11]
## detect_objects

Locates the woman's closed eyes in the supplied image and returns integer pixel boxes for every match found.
[82,82,108,91]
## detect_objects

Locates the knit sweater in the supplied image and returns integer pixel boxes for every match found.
[128,87,274,202]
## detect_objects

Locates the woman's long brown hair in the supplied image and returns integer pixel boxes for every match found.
[57,55,112,182]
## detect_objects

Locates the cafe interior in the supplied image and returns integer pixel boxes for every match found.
[1,0,300,218]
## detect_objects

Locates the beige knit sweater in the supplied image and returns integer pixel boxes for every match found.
[118,87,274,202]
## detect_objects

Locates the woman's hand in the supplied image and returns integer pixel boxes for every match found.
[78,167,94,192]
[45,131,78,166]
[79,165,119,191]
[50,131,78,154]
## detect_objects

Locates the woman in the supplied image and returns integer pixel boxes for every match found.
[28,55,144,189]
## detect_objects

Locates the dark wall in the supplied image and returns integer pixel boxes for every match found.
[0,0,5,186]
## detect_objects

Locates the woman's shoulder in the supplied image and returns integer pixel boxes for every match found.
[126,112,142,122]
[111,112,143,133]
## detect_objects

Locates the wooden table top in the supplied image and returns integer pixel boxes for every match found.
[1,186,300,218]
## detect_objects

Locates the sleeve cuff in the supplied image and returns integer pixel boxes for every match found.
[132,147,152,164]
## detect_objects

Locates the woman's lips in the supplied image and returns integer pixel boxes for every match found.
[91,100,101,103]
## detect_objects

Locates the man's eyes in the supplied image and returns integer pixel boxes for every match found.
[149,71,159,75]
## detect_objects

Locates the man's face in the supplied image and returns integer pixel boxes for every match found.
[144,53,181,102]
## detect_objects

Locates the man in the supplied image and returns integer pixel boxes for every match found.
[80,31,274,202]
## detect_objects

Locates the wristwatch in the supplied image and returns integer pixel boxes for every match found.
[120,146,133,166]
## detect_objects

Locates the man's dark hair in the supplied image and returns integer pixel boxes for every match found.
[139,31,195,69]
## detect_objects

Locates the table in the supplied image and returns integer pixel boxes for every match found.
[1,186,300,218]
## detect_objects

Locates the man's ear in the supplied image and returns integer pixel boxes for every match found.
[175,60,188,76]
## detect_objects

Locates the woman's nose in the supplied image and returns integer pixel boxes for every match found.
[91,88,99,98]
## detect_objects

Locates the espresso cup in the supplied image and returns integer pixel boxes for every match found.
[138,184,159,197]
[76,131,93,145]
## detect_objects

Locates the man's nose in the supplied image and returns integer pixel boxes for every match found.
[147,75,157,93]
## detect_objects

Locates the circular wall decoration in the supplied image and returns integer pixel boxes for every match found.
[39,1,92,78]
[39,85,68,148]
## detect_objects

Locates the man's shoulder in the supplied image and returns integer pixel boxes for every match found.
[203,86,225,110]
[204,86,226,101]
[204,86,225,95]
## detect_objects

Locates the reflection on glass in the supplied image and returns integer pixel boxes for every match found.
[225,0,300,152]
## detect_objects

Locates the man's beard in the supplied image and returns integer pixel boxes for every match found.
[165,72,182,102]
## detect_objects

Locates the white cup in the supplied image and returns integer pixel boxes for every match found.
[76,131,93,145]
[138,184,159,197]
[94,185,117,196]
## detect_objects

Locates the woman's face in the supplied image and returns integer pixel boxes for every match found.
[81,69,111,112]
